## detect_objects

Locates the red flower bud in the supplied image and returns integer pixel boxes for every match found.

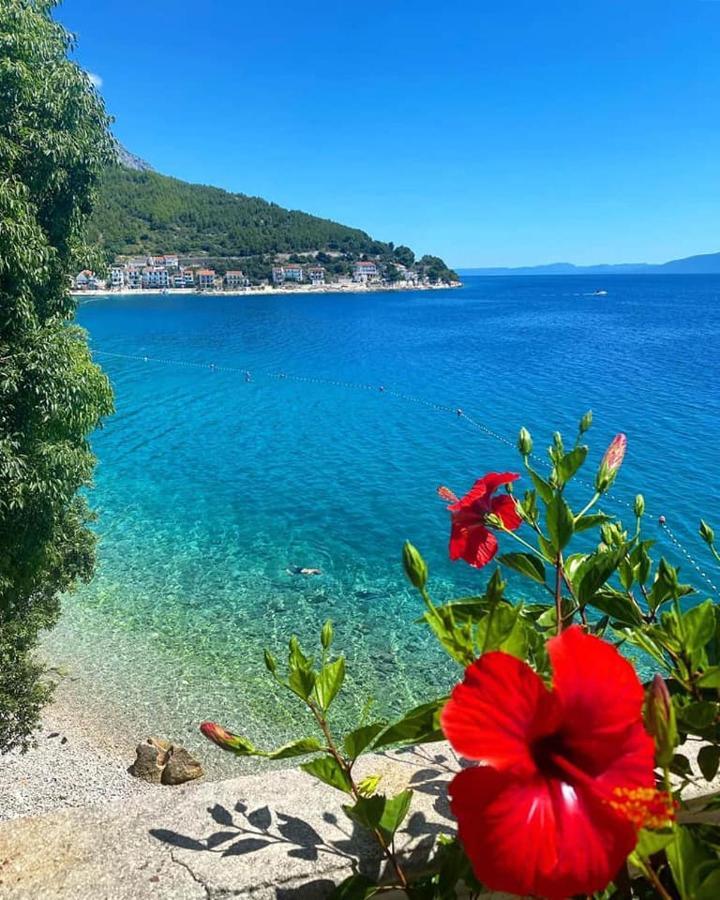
[200,722,255,755]
[595,433,627,493]
[643,675,677,768]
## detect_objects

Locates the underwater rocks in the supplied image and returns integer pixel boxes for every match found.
[129,737,203,785]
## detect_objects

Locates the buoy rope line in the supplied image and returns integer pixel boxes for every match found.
[91,348,719,595]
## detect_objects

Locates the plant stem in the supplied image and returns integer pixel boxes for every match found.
[502,526,545,558]
[307,702,409,890]
[638,858,673,900]
[555,553,564,634]
[575,492,600,522]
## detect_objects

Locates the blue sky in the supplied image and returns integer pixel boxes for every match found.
[57,0,719,267]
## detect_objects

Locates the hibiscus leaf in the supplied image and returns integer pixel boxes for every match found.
[575,550,625,607]
[476,602,528,659]
[574,513,610,533]
[342,794,385,831]
[423,607,475,666]
[372,699,445,749]
[378,790,413,840]
[343,723,387,760]
[300,755,352,794]
[682,600,716,666]
[498,552,546,585]
[313,657,346,711]
[266,738,325,760]
[554,446,587,485]
[590,587,643,626]
[328,874,379,900]
[546,494,574,552]
[698,745,720,781]
[527,467,554,504]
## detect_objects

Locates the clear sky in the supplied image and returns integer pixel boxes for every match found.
[56,0,719,268]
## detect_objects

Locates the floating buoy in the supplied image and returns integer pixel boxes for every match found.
[457,408,464,417]
[658,515,667,526]
[379,385,385,392]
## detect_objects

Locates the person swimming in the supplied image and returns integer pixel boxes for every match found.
[287,566,322,576]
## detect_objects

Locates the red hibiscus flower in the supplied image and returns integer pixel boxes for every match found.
[442,626,666,899]
[437,472,522,568]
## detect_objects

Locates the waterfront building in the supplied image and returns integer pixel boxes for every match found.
[225,270,248,289]
[110,267,125,288]
[183,268,195,287]
[142,267,170,289]
[125,267,143,289]
[308,266,326,285]
[272,266,285,284]
[283,264,304,282]
[196,269,216,290]
[353,261,379,282]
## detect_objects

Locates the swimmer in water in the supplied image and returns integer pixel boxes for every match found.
[287,566,322,576]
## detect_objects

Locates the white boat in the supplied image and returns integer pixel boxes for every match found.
[591,289,608,296]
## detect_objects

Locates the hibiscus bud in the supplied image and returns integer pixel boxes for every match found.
[643,675,677,768]
[200,722,256,755]
[579,410,593,434]
[320,620,333,650]
[517,427,533,457]
[634,494,645,518]
[264,649,278,674]
[595,433,627,493]
[700,520,715,546]
[402,540,428,590]
[485,512,504,529]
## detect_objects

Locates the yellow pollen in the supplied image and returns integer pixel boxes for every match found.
[608,787,677,830]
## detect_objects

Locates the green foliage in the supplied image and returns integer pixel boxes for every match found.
[88,165,392,260]
[0,0,113,752]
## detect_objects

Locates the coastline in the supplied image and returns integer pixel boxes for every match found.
[71,280,462,299]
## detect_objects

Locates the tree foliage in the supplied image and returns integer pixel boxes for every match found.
[0,0,114,752]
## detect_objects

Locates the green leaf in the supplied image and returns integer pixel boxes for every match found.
[684,600,717,662]
[313,657,346,711]
[573,513,610,533]
[343,723,387,760]
[498,552,546,584]
[677,701,718,732]
[342,794,385,830]
[300,755,352,793]
[288,665,316,701]
[555,446,587,484]
[698,745,720,781]
[373,699,445,750]
[575,550,624,607]
[378,790,413,839]
[666,825,719,900]
[266,738,324,760]
[476,602,528,658]
[546,494,574,552]
[630,826,675,865]
[423,606,475,666]
[528,468,554,503]
[591,588,643,626]
[698,667,720,688]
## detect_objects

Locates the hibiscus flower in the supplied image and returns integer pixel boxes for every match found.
[437,472,522,568]
[442,626,665,899]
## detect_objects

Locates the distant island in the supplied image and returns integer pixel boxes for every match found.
[79,148,459,292]
[459,251,720,277]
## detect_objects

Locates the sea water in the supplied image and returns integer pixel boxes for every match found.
[47,275,720,771]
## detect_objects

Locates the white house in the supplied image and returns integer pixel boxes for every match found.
[183,269,195,288]
[272,266,285,285]
[283,264,304,282]
[308,266,326,285]
[353,261,379,283]
[142,267,170,289]
[225,270,248,289]
[110,267,125,288]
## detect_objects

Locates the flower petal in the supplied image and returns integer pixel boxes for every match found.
[441,651,558,775]
[549,626,652,777]
[449,766,637,900]
[449,522,498,568]
[490,493,523,530]
[448,472,519,511]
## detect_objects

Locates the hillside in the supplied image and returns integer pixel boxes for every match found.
[89,166,393,261]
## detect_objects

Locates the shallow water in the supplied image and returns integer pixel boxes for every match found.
[47,275,720,771]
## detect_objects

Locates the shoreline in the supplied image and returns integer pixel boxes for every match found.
[72,280,462,299]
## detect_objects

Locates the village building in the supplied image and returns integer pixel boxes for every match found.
[353,260,379,283]
[307,266,326,285]
[142,267,170,289]
[110,267,125,288]
[283,264,304,282]
[224,270,248,289]
[196,269,216,290]
[272,266,285,285]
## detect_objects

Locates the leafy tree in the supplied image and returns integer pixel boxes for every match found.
[393,245,415,267]
[0,0,114,752]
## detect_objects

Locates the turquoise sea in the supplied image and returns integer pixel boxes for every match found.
[50,275,720,771]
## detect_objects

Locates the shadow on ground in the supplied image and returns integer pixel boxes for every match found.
[150,746,460,897]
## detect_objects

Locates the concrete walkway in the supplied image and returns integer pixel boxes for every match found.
[0,743,462,899]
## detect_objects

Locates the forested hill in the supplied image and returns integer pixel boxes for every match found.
[88,165,393,259]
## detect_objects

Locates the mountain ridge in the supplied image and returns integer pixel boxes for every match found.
[458,251,720,276]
